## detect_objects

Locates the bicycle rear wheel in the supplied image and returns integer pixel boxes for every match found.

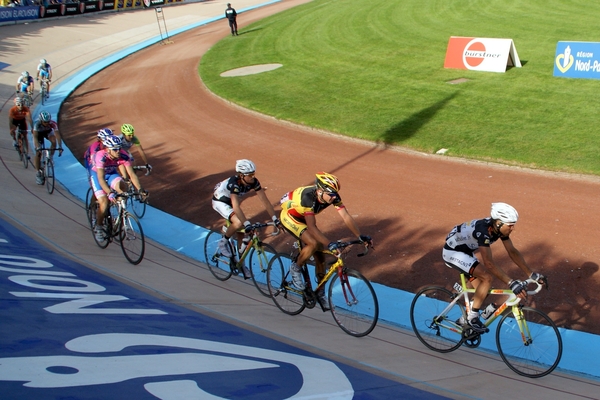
[119,212,145,265]
[328,268,378,337]
[248,242,277,297]
[410,286,464,352]
[496,307,562,378]
[45,156,55,194]
[203,230,233,281]
[267,253,305,315]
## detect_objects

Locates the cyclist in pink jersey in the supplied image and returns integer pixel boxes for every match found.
[90,135,147,241]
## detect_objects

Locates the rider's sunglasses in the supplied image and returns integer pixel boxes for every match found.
[243,173,255,178]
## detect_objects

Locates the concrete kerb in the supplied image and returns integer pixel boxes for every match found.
[34,2,600,381]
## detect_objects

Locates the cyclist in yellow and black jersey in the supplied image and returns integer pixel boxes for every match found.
[280,172,371,309]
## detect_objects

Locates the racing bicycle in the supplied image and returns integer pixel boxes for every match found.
[40,78,50,105]
[14,127,29,168]
[204,222,280,296]
[410,271,562,378]
[267,239,378,337]
[36,144,61,194]
[87,191,146,265]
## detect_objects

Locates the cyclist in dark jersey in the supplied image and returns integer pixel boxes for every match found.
[211,159,281,278]
[442,202,547,332]
[32,111,62,185]
[280,172,372,310]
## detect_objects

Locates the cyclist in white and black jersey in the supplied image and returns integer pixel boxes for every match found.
[211,159,281,278]
[442,202,547,332]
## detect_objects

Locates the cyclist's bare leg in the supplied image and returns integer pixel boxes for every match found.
[226,214,245,252]
[96,195,109,225]
[296,230,324,272]
[470,268,493,309]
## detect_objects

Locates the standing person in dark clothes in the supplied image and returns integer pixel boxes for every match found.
[225,3,238,36]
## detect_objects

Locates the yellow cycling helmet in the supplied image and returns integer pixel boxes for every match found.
[315,172,340,193]
[121,123,135,136]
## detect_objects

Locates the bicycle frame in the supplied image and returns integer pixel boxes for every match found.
[437,274,542,341]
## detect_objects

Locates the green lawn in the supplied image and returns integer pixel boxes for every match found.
[200,0,600,175]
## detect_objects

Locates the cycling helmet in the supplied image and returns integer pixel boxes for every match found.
[315,172,340,193]
[39,111,51,122]
[102,135,122,150]
[490,202,519,224]
[236,159,256,174]
[121,123,135,136]
[14,97,23,106]
[97,128,113,140]
[21,71,29,78]
[40,58,46,64]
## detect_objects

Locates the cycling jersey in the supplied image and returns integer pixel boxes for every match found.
[37,62,51,73]
[213,175,262,205]
[8,105,30,122]
[33,120,58,143]
[92,148,132,174]
[444,218,508,254]
[84,141,103,170]
[121,135,140,152]
[17,76,34,90]
[281,186,344,224]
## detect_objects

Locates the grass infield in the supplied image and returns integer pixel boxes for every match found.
[200,0,600,175]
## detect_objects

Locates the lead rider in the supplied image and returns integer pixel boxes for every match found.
[442,202,547,332]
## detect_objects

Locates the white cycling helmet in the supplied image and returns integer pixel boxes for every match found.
[40,58,46,64]
[22,71,29,78]
[490,202,519,224]
[236,159,256,174]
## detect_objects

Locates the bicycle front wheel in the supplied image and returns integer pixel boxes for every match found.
[496,306,562,378]
[328,268,378,337]
[41,86,46,105]
[131,194,147,218]
[45,157,55,194]
[410,286,464,352]
[267,253,305,315]
[248,242,277,297]
[20,137,28,169]
[119,212,145,265]
[203,230,233,281]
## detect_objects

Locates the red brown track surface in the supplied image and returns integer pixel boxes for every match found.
[59,0,600,335]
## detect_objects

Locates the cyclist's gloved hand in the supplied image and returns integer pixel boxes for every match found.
[509,279,527,296]
[358,235,372,245]
[271,215,282,228]
[108,192,117,203]
[530,272,548,289]
[138,189,149,202]
[243,221,254,233]
[328,241,340,253]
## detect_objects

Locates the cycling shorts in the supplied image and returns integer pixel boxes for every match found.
[442,247,479,276]
[36,130,55,144]
[279,209,306,239]
[40,70,50,79]
[19,83,31,93]
[90,170,122,199]
[12,120,27,133]
[212,199,234,221]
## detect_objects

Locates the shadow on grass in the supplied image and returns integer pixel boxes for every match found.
[378,92,459,145]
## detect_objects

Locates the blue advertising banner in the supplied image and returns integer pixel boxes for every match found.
[554,41,600,80]
[0,5,39,22]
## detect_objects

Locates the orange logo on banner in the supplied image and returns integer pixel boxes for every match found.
[465,41,486,67]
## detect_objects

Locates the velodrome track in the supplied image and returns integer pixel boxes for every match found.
[1,0,600,398]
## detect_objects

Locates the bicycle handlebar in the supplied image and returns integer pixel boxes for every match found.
[132,165,151,176]
[248,221,280,237]
[327,239,373,257]
[525,278,544,295]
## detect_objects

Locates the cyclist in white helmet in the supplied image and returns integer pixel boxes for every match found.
[442,202,547,332]
[211,159,281,279]
[36,58,52,97]
[16,71,34,99]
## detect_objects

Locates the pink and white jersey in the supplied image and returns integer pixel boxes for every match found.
[92,149,132,174]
